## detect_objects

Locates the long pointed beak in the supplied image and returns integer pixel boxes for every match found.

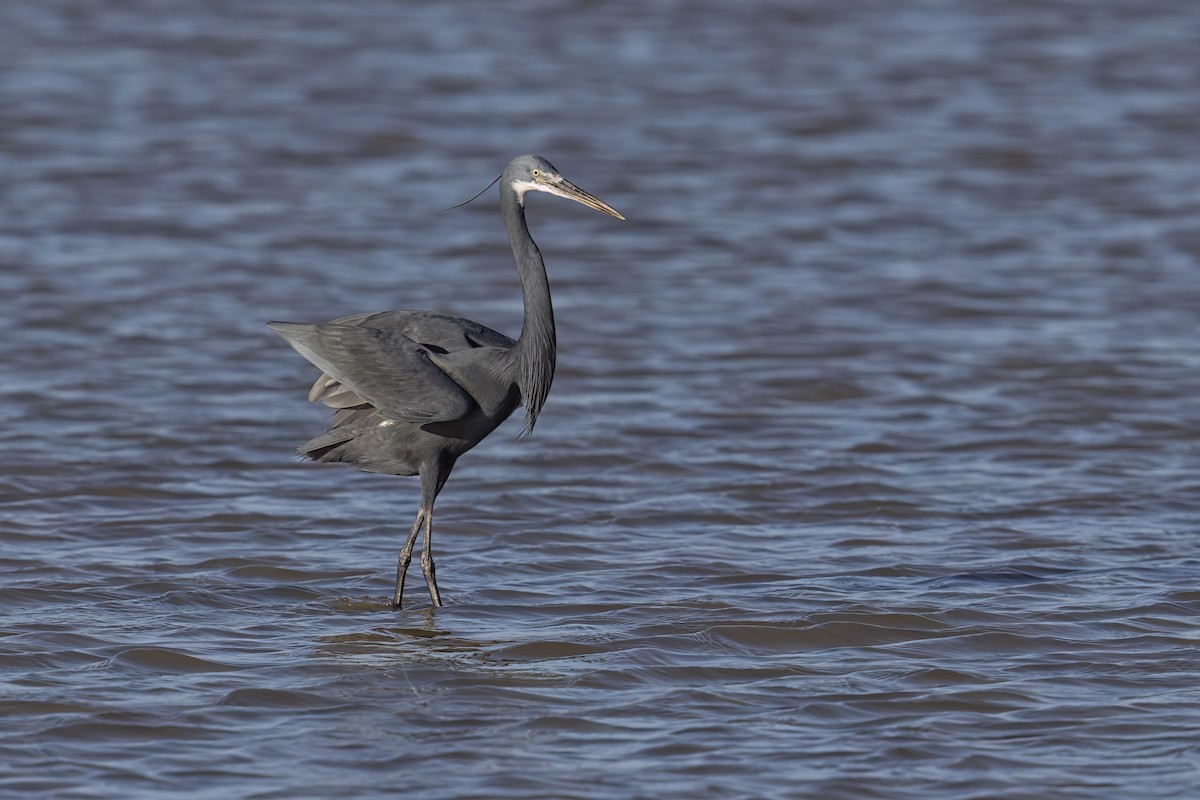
[546,178,624,220]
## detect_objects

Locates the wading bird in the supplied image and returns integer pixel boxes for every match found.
[269,155,623,609]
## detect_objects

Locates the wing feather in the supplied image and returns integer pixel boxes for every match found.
[330,310,515,351]
[268,322,473,422]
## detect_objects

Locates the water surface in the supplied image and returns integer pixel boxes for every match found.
[2,1,1199,798]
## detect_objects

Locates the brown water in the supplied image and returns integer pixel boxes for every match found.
[3,1,1200,797]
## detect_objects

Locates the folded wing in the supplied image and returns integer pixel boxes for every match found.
[268,322,474,422]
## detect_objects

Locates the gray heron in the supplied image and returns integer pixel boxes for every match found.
[269,155,623,608]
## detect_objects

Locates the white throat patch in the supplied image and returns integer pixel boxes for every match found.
[510,180,542,204]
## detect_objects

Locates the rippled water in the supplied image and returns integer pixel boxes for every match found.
[3,1,1200,797]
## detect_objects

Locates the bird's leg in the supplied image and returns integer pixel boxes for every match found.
[409,457,453,609]
[419,510,442,607]
[393,509,426,609]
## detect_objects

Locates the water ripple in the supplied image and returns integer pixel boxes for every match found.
[3,1,1200,798]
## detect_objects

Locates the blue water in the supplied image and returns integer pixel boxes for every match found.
[2,1,1199,798]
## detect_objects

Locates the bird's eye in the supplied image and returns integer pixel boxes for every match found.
[531,169,540,177]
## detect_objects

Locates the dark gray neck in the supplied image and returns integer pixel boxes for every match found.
[502,185,556,435]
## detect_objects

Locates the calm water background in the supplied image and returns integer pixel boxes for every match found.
[2,1,1199,797]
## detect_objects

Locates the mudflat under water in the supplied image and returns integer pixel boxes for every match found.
[3,1,1199,798]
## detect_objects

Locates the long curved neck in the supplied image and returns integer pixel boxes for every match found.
[502,184,556,435]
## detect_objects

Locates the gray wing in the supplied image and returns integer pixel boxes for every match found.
[268,322,474,422]
[330,310,515,352]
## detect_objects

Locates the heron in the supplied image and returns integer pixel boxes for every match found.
[269,155,623,609]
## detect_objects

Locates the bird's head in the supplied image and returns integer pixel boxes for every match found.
[504,155,624,219]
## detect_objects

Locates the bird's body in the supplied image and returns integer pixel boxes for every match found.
[278,309,518,476]
[269,155,622,608]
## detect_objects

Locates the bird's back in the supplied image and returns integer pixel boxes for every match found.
[331,310,515,352]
